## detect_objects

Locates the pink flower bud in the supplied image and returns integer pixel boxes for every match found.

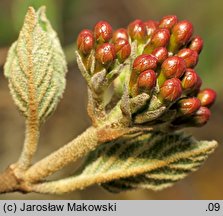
[188,36,204,53]
[151,47,168,64]
[95,43,116,66]
[130,54,158,96]
[177,48,198,68]
[159,78,182,102]
[132,54,158,74]
[197,88,216,108]
[112,28,129,42]
[181,69,200,91]
[192,106,211,126]
[114,38,131,63]
[143,28,170,54]
[94,21,113,44]
[171,106,211,127]
[137,70,156,94]
[159,15,178,30]
[177,97,201,115]
[128,19,147,42]
[161,56,186,78]
[144,20,158,37]
[77,29,94,55]
[169,20,193,53]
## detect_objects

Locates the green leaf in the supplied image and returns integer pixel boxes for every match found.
[79,132,217,192]
[4,7,67,124]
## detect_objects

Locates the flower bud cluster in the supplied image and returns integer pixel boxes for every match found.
[77,21,131,73]
[76,16,216,129]
[126,15,216,128]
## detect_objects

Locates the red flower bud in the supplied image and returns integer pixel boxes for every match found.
[181,69,200,91]
[94,21,113,44]
[132,54,158,73]
[143,28,170,54]
[112,28,129,42]
[137,70,156,94]
[77,29,94,55]
[95,43,116,66]
[192,106,211,126]
[159,78,182,102]
[169,20,193,53]
[144,20,158,37]
[160,56,186,78]
[188,35,203,54]
[114,38,131,63]
[171,106,210,127]
[151,47,168,64]
[130,54,158,96]
[177,97,201,115]
[197,88,216,107]
[159,15,178,30]
[177,48,198,68]
[128,19,147,42]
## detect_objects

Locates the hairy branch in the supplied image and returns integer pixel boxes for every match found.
[24,127,99,182]
[18,121,40,170]
[0,166,19,194]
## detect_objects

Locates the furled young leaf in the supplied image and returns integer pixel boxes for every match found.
[78,132,217,192]
[4,7,67,124]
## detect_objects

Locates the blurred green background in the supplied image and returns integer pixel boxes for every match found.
[0,0,222,199]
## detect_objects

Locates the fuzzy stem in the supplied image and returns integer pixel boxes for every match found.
[17,120,40,170]
[24,127,99,182]
[0,167,19,194]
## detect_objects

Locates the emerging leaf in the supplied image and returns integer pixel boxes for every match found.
[80,132,217,192]
[4,7,67,124]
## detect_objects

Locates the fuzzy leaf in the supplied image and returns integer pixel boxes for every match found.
[79,132,217,192]
[4,7,67,124]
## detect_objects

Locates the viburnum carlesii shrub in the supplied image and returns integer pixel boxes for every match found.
[0,9,218,195]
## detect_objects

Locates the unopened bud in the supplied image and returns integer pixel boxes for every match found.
[144,20,158,38]
[177,97,201,115]
[188,36,203,53]
[197,88,216,107]
[143,28,170,54]
[94,21,113,44]
[177,48,198,68]
[130,54,157,96]
[169,20,193,53]
[159,15,178,30]
[171,106,210,127]
[151,47,168,64]
[137,70,156,94]
[128,19,147,42]
[181,69,200,91]
[158,56,186,85]
[77,29,94,55]
[192,106,211,126]
[114,38,131,63]
[159,78,182,102]
[95,43,116,67]
[132,54,158,73]
[112,28,129,42]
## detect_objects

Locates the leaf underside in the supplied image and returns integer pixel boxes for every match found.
[79,132,217,193]
[4,7,67,124]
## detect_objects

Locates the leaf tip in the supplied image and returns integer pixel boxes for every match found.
[27,6,36,17]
